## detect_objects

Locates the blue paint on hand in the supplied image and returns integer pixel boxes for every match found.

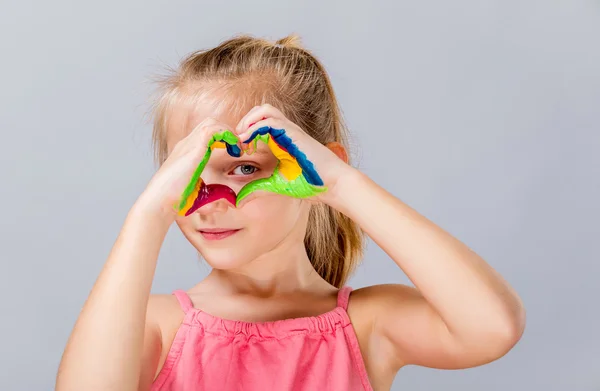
[243,126,324,186]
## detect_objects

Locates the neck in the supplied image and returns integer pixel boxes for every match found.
[203,236,328,297]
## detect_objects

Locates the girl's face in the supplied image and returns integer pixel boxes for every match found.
[166,100,310,270]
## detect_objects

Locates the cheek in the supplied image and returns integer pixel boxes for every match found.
[175,214,193,230]
[242,194,302,229]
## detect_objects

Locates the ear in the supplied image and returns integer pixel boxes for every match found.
[326,142,348,164]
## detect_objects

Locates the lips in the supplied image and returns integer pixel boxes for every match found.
[198,228,241,240]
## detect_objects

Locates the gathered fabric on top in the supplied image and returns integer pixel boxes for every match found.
[150,286,373,391]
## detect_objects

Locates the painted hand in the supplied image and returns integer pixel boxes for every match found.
[175,104,350,216]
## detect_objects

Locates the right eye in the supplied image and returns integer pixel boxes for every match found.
[231,164,259,176]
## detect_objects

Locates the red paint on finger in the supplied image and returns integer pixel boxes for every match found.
[247,116,268,130]
[185,184,237,216]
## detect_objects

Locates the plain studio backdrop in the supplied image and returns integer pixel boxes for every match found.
[1,1,598,390]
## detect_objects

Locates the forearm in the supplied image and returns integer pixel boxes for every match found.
[56,199,173,391]
[329,169,524,341]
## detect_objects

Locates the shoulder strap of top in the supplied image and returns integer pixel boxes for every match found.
[172,289,194,314]
[336,286,353,310]
[175,288,351,313]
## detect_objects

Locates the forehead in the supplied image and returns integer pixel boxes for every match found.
[165,98,246,152]
[164,92,280,160]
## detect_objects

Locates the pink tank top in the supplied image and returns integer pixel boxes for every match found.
[150,286,373,391]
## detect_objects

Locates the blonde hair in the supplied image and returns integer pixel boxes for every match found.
[147,34,365,288]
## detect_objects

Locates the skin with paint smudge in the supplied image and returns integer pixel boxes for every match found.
[166,100,315,271]
[175,127,327,216]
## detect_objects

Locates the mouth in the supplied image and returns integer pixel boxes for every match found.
[197,228,242,241]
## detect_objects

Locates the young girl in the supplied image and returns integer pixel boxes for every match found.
[56,34,526,391]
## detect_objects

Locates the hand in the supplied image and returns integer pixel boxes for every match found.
[234,104,353,205]
[136,117,235,219]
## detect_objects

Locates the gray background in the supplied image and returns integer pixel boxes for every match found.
[1,0,598,390]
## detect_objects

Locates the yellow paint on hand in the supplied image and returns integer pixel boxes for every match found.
[267,138,302,180]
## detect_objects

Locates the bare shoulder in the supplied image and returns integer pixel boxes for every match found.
[147,293,186,348]
[148,293,185,322]
[350,283,419,306]
[345,284,418,388]
[141,294,186,385]
[347,283,421,326]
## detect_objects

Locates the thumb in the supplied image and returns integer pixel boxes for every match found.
[236,177,277,208]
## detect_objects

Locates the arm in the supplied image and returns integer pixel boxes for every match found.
[231,103,526,369]
[56,199,172,391]
[330,169,526,370]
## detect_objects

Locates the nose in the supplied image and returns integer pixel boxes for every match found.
[195,197,234,215]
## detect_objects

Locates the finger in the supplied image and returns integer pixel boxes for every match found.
[177,117,218,150]
[235,189,268,209]
[188,117,219,139]
[172,117,216,152]
[234,105,260,134]
[176,123,236,215]
[235,104,285,134]
[184,123,229,177]
[238,117,285,144]
[243,137,256,155]
[187,121,235,155]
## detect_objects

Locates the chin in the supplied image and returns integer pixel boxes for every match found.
[201,248,254,270]
[181,230,252,269]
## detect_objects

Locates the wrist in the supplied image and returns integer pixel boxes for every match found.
[130,194,177,229]
[322,166,367,212]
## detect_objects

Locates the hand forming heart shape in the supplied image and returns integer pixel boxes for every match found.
[175,126,327,217]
